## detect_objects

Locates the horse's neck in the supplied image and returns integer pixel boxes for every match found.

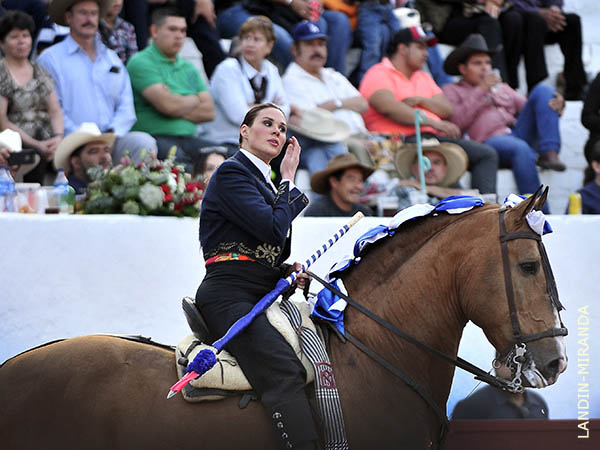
[339,213,471,408]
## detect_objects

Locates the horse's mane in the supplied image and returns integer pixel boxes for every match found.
[342,204,498,277]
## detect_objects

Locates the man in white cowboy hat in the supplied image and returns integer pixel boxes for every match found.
[38,0,157,166]
[442,33,565,207]
[392,137,476,210]
[0,129,41,181]
[53,122,115,194]
[359,26,499,195]
[280,20,350,175]
[304,152,374,217]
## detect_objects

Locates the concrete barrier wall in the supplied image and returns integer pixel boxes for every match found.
[1,213,598,419]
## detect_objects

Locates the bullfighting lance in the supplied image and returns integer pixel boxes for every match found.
[167,211,365,399]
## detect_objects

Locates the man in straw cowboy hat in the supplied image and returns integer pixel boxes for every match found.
[359,26,498,195]
[38,0,156,166]
[53,122,115,194]
[442,34,565,207]
[392,137,477,210]
[304,152,374,217]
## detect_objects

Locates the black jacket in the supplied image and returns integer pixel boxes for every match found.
[200,151,309,269]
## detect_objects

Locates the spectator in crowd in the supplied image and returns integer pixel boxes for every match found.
[283,19,374,172]
[53,122,115,194]
[0,145,17,174]
[0,11,64,184]
[38,0,157,165]
[216,0,352,75]
[442,34,564,211]
[195,145,227,182]
[511,0,587,99]
[359,26,498,194]
[175,0,226,78]
[304,153,373,217]
[99,0,138,64]
[126,7,216,173]
[206,16,290,154]
[452,352,550,419]
[415,0,519,86]
[568,142,600,215]
[582,72,600,164]
[351,0,453,87]
[279,21,351,175]
[2,0,51,39]
[119,0,150,50]
[0,128,40,181]
[393,137,476,210]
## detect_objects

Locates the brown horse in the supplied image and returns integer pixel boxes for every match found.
[0,192,567,450]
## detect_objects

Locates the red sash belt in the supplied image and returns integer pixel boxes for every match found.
[205,252,256,267]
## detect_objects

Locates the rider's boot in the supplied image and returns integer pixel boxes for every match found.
[269,394,320,450]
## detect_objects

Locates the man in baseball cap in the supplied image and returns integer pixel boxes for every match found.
[387,25,438,53]
[358,24,499,196]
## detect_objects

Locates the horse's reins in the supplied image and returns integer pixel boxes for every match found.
[307,207,569,440]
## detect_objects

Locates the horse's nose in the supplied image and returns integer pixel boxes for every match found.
[543,356,567,382]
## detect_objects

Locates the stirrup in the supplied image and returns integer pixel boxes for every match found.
[182,297,211,342]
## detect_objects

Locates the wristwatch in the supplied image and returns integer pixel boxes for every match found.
[333,98,342,109]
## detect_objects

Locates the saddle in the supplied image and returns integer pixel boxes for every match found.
[176,296,317,403]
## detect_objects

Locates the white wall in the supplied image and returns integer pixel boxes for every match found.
[1,213,598,419]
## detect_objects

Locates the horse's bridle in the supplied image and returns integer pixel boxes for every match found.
[496,208,568,391]
[307,207,569,440]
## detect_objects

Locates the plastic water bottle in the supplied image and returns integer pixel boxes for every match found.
[0,165,15,212]
[53,168,70,214]
[0,166,10,212]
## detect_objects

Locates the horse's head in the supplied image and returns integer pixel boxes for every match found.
[461,188,567,390]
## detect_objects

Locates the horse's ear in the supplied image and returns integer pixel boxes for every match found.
[511,185,543,222]
[533,186,549,212]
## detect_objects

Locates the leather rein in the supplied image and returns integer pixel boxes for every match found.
[307,208,568,438]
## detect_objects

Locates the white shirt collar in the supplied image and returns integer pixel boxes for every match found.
[240,57,266,80]
[240,148,275,189]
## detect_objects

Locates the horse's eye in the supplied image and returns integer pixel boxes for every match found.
[519,261,539,275]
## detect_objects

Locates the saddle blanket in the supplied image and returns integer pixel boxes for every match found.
[176,296,317,402]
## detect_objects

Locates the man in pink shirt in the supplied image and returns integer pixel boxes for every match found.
[359,26,498,194]
[442,34,565,202]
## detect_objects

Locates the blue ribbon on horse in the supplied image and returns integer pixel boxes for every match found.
[435,195,484,212]
[312,279,347,335]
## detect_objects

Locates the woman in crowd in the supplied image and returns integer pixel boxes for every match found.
[0,11,64,183]
[582,72,600,164]
[99,0,138,64]
[195,103,318,450]
[204,16,290,154]
[571,142,600,214]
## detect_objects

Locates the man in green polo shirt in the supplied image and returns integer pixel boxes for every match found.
[126,6,216,172]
